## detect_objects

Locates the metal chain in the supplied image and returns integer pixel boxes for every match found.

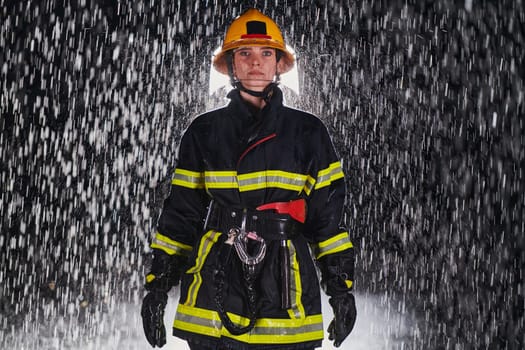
[214,227,265,335]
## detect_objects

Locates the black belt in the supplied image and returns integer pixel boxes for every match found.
[204,201,303,241]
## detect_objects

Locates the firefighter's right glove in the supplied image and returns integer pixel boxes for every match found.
[141,251,187,347]
[328,292,357,347]
[141,290,168,348]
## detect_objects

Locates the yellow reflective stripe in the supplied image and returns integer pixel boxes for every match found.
[287,241,305,319]
[146,274,155,283]
[201,170,314,194]
[171,165,341,193]
[172,168,205,189]
[238,170,307,193]
[173,304,324,343]
[303,175,316,196]
[172,168,324,195]
[204,171,239,189]
[184,230,221,307]
[151,232,193,256]
[314,161,344,190]
[314,232,353,259]
[173,304,223,337]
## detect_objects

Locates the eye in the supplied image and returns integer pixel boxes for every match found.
[237,50,250,57]
[262,50,274,57]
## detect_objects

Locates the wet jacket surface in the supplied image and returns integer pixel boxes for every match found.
[151,87,354,350]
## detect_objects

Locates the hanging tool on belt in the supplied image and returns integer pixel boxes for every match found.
[206,199,306,335]
[256,199,307,309]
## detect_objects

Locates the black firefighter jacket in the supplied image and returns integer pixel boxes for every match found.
[151,87,354,350]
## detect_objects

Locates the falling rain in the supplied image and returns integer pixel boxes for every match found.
[0,1,524,349]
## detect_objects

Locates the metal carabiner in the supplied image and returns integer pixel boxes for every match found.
[233,230,267,267]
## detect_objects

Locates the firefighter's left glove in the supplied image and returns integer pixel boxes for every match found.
[328,292,357,347]
[319,250,356,348]
[141,290,168,348]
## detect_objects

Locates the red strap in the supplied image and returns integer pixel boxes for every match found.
[238,133,276,166]
[241,34,272,39]
[256,199,306,223]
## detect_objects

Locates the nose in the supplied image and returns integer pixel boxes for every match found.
[251,58,260,66]
[250,53,261,66]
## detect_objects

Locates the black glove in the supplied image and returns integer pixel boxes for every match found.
[328,293,356,347]
[141,251,187,348]
[317,242,356,347]
[141,290,168,348]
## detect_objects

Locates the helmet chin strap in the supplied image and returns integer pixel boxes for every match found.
[233,79,279,102]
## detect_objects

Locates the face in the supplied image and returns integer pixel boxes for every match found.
[232,46,280,91]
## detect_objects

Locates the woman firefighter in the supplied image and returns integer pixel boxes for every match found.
[141,8,357,350]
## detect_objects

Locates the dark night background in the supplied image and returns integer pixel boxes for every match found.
[1,0,524,349]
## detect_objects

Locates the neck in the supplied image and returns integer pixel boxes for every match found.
[234,82,277,109]
[239,90,266,109]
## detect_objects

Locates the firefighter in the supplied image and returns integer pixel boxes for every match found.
[141,8,356,350]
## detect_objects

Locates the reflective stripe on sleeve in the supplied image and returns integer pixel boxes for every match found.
[313,231,353,259]
[314,161,344,190]
[172,168,205,189]
[150,232,193,257]
[146,274,155,283]
[173,304,324,344]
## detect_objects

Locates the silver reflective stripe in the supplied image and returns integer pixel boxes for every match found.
[172,169,204,189]
[185,230,222,306]
[251,322,323,336]
[287,241,305,319]
[315,161,344,189]
[238,170,307,192]
[151,237,190,256]
[195,170,317,195]
[176,312,222,331]
[303,176,316,195]
[314,232,353,259]
[175,308,323,336]
[150,232,193,256]
[204,171,238,189]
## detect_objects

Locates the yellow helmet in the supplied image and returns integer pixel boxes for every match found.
[212,8,295,76]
